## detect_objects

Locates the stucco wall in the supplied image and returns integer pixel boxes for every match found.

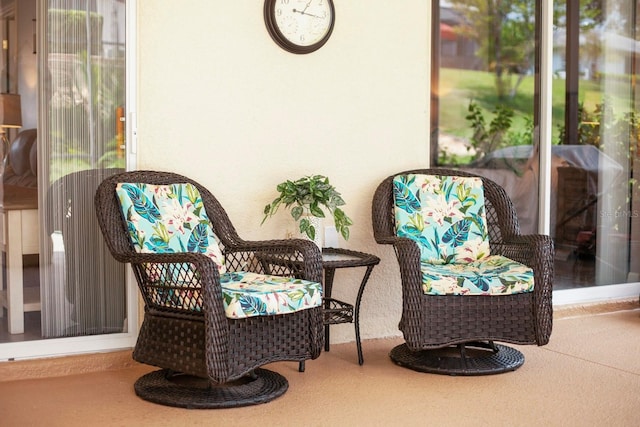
[136,1,431,343]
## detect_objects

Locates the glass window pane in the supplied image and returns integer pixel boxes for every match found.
[39,0,127,338]
[433,0,640,290]
[0,0,127,343]
[553,0,639,288]
[433,0,541,235]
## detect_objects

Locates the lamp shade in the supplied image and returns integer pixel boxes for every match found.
[0,93,22,128]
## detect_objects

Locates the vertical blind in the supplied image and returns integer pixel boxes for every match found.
[39,0,127,338]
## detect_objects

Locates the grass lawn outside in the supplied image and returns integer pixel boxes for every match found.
[437,67,631,147]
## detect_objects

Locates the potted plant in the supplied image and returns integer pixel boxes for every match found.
[262,175,353,242]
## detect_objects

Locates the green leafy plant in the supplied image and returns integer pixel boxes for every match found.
[262,175,353,241]
[466,100,514,161]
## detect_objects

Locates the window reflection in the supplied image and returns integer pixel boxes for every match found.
[433,0,640,289]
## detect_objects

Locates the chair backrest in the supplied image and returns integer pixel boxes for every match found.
[373,168,521,253]
[115,181,227,274]
[393,173,490,264]
[95,170,242,265]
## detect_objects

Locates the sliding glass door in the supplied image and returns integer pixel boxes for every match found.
[39,0,127,338]
[431,0,640,294]
[0,0,136,359]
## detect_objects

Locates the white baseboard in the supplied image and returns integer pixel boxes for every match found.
[554,282,640,306]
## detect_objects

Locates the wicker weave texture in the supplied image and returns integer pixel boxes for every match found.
[94,170,324,385]
[371,168,553,350]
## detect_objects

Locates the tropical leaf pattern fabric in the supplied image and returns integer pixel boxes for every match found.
[393,174,490,265]
[143,270,323,319]
[116,182,226,273]
[116,182,323,318]
[421,255,534,295]
[220,272,322,319]
[393,174,534,295]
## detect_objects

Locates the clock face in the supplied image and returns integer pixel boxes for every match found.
[264,0,335,54]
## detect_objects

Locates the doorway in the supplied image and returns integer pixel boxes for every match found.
[0,0,135,357]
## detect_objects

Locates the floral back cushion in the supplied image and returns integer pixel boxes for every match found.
[115,182,226,274]
[393,174,491,265]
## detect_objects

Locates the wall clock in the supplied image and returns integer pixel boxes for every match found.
[264,0,335,54]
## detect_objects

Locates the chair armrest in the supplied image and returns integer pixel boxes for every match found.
[391,236,426,300]
[126,251,247,378]
[223,238,323,284]
[125,252,227,321]
[494,234,554,344]
[493,234,554,274]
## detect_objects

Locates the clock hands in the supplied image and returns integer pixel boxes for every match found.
[293,6,322,18]
[293,9,322,18]
[294,0,326,19]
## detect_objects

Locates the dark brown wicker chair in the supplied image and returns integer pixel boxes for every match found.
[372,168,553,375]
[94,170,324,408]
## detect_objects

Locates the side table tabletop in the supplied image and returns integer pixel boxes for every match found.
[320,248,380,365]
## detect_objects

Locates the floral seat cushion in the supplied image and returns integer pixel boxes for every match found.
[421,255,534,295]
[393,174,534,296]
[221,272,322,319]
[144,270,323,319]
[116,182,322,319]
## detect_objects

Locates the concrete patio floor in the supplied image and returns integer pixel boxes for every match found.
[1,301,639,426]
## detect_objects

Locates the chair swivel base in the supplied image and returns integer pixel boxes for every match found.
[134,368,288,409]
[390,341,524,376]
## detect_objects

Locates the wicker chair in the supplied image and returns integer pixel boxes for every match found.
[372,168,553,375]
[94,170,324,408]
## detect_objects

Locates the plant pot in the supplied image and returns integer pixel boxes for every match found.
[298,215,324,249]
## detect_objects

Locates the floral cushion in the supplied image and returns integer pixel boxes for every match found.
[393,174,491,265]
[221,272,322,319]
[421,255,534,295]
[116,182,226,273]
[144,270,322,319]
[393,174,534,296]
[116,182,322,318]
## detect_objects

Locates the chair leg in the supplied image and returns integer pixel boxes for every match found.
[299,361,305,372]
[389,341,525,376]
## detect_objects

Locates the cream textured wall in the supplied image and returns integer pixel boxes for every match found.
[136,1,430,343]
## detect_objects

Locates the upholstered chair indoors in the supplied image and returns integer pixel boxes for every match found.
[45,168,126,337]
[94,170,324,408]
[372,168,553,375]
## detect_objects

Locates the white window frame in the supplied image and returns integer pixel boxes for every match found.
[540,1,640,306]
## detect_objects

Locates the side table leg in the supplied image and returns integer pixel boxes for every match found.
[354,265,375,365]
[323,267,336,352]
[325,322,330,352]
